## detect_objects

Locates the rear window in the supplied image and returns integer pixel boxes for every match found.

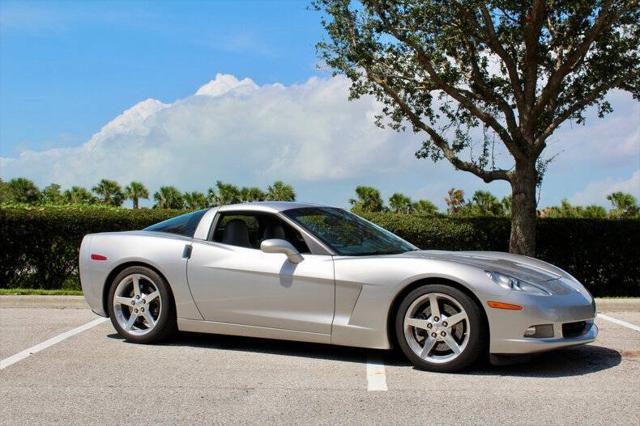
[144,209,208,237]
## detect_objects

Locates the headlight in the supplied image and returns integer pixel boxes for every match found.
[485,271,551,296]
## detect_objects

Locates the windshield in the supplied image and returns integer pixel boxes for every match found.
[283,207,417,256]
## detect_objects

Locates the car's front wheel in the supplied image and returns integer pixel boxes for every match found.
[107,266,176,343]
[395,284,486,372]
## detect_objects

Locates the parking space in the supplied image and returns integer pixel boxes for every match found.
[1,301,639,424]
[609,311,640,324]
[0,306,96,359]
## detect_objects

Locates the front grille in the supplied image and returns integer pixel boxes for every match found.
[562,321,587,338]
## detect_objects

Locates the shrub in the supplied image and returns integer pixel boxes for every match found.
[362,213,511,251]
[0,206,178,290]
[362,213,639,296]
[1,206,638,296]
[535,218,639,297]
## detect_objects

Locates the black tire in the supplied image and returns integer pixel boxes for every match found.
[395,284,487,372]
[107,266,176,344]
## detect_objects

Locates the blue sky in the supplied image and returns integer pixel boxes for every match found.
[1,0,638,209]
[0,0,325,155]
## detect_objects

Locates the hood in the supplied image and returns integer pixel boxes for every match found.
[400,250,564,283]
[405,250,592,298]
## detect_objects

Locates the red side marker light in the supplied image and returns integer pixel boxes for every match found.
[91,253,108,261]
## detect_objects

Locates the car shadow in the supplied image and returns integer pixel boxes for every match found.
[107,331,622,378]
[108,331,368,364]
[384,344,623,378]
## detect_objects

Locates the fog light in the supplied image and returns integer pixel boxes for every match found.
[523,324,554,338]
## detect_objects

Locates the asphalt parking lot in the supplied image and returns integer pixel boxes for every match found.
[1,297,638,425]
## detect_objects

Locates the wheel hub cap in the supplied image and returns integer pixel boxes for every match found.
[112,273,162,337]
[403,292,470,364]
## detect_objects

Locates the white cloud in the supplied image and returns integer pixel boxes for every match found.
[570,170,640,206]
[194,73,259,97]
[0,74,421,195]
[546,90,640,171]
[0,73,637,209]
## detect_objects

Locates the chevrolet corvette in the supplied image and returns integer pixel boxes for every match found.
[80,202,597,372]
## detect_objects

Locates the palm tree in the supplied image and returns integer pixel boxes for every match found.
[214,181,242,205]
[266,181,295,201]
[582,205,607,218]
[389,192,413,213]
[240,186,266,202]
[184,191,208,209]
[349,186,384,213]
[124,181,149,209]
[153,186,184,209]
[501,195,512,218]
[444,188,465,214]
[206,187,218,207]
[92,179,125,206]
[607,192,639,218]
[542,199,602,218]
[42,183,64,205]
[63,186,97,205]
[412,199,438,215]
[7,177,41,204]
[470,191,503,216]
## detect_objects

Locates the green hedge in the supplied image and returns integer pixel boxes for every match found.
[0,206,178,290]
[1,207,638,296]
[362,213,639,296]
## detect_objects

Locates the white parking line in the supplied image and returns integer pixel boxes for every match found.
[598,313,640,333]
[0,317,109,370]
[366,355,388,391]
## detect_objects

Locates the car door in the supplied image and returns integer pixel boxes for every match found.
[186,211,335,335]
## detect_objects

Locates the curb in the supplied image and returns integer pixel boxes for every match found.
[0,295,88,309]
[595,298,640,313]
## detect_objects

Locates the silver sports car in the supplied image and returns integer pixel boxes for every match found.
[80,202,597,372]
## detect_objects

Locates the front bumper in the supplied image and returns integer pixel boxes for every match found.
[491,322,597,354]
[488,289,597,354]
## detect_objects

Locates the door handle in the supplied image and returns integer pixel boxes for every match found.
[182,244,193,259]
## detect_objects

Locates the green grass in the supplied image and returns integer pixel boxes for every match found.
[0,288,83,296]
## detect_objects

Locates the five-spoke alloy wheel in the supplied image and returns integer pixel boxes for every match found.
[108,266,175,343]
[396,284,486,372]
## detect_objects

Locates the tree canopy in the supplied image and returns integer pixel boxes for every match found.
[153,186,184,209]
[266,181,296,201]
[1,176,637,219]
[607,192,640,218]
[315,0,640,254]
[92,179,125,207]
[350,185,385,212]
[124,182,149,209]
[7,178,41,204]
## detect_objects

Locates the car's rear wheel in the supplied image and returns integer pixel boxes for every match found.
[107,266,175,343]
[395,284,486,372]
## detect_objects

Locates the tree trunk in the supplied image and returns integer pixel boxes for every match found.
[509,160,537,256]
[133,198,139,209]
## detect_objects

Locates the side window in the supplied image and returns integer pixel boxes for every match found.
[212,214,260,248]
[144,209,208,237]
[212,212,310,253]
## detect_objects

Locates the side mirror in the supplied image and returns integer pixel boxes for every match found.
[260,239,304,264]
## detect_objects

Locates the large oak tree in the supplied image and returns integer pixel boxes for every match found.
[315,0,639,255]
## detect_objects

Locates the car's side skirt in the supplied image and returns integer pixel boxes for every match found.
[177,318,332,345]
